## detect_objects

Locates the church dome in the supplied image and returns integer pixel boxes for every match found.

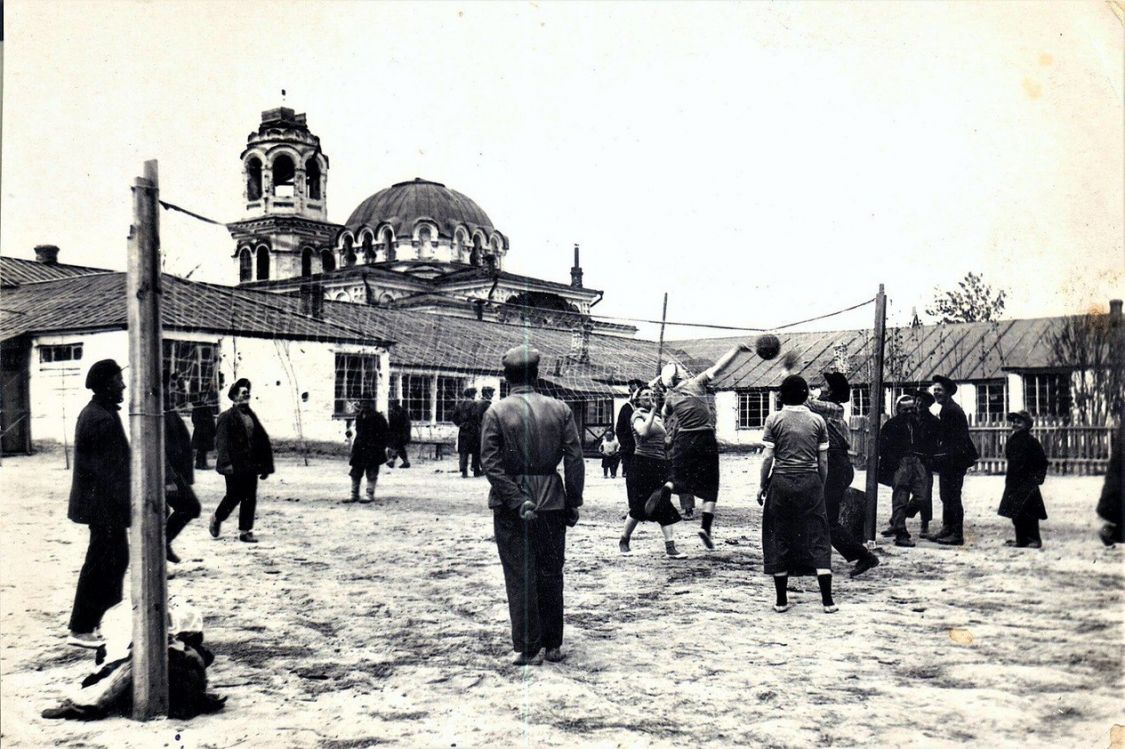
[344,178,497,239]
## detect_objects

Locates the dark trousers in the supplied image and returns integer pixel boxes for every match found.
[825,457,867,562]
[1013,513,1041,545]
[458,438,482,476]
[69,524,129,633]
[939,469,966,534]
[214,472,258,532]
[167,483,202,544]
[194,448,210,469]
[620,452,633,479]
[601,455,621,477]
[388,444,410,465]
[493,507,567,654]
[891,457,931,537]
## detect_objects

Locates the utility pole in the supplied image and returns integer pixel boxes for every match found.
[656,292,668,376]
[127,160,168,719]
[864,284,887,544]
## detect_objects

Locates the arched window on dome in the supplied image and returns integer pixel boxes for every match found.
[343,236,356,267]
[470,236,484,267]
[305,158,322,200]
[238,248,253,282]
[246,158,263,201]
[382,228,396,262]
[335,291,350,302]
[272,155,295,198]
[321,249,336,272]
[453,229,468,262]
[301,247,313,277]
[361,233,374,263]
[378,292,395,306]
[255,245,270,281]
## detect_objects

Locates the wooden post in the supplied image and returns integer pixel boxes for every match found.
[656,292,668,376]
[864,284,887,544]
[127,160,169,719]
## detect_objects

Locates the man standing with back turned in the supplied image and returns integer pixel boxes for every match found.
[480,345,584,666]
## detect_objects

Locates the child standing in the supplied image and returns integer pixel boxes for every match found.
[599,428,621,478]
[998,410,1048,548]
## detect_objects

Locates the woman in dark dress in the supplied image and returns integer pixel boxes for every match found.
[997,410,1048,548]
[618,386,684,558]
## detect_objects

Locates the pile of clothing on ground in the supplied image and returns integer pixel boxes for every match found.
[42,599,226,721]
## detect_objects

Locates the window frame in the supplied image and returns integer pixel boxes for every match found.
[39,343,84,364]
[162,339,220,413]
[334,352,380,418]
[737,389,770,430]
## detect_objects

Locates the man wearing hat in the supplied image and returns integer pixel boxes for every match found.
[806,372,879,576]
[614,378,646,480]
[480,345,584,665]
[910,388,941,535]
[67,359,131,648]
[209,378,274,543]
[997,410,1048,548]
[926,375,978,545]
[452,387,482,478]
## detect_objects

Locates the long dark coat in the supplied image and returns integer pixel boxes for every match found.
[934,400,979,473]
[190,404,216,452]
[877,414,935,487]
[68,397,131,527]
[615,402,636,456]
[452,399,480,444]
[350,409,390,468]
[215,406,274,477]
[165,411,195,486]
[387,403,412,447]
[998,430,1048,520]
[1097,420,1123,541]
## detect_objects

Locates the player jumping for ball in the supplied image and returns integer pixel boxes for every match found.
[648,342,750,549]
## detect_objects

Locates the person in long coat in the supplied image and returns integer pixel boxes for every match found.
[1098,417,1123,546]
[190,390,216,469]
[758,375,837,614]
[208,378,274,543]
[164,374,201,564]
[345,396,390,503]
[481,345,584,666]
[997,410,1049,548]
[67,359,130,648]
[386,399,412,469]
[452,387,482,478]
[926,375,979,545]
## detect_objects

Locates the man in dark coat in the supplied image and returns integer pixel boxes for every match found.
[614,379,645,480]
[805,372,879,576]
[877,395,936,547]
[67,359,130,648]
[452,387,482,478]
[386,399,412,469]
[1098,417,1123,546]
[190,389,216,469]
[164,374,201,564]
[926,375,979,546]
[910,388,941,534]
[998,410,1049,548]
[208,378,274,543]
[481,345,584,665]
[345,396,390,503]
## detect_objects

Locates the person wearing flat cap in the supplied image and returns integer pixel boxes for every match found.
[452,387,483,478]
[925,375,979,545]
[805,372,879,576]
[208,378,274,543]
[66,359,130,648]
[480,345,584,666]
[997,411,1049,548]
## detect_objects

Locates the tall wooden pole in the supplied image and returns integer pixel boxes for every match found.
[128,160,168,719]
[864,284,887,544]
[656,292,669,376]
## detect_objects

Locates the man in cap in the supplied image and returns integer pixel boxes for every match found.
[480,345,584,665]
[805,372,879,576]
[997,410,1048,548]
[614,378,646,480]
[925,375,978,545]
[209,378,274,543]
[452,387,482,478]
[66,359,130,648]
[345,394,390,503]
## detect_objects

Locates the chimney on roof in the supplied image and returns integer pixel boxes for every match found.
[570,243,583,289]
[1110,299,1122,324]
[300,283,324,319]
[34,245,60,265]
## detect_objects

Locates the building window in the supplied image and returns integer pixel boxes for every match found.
[1024,373,1071,418]
[436,376,465,423]
[39,343,83,363]
[362,234,374,263]
[401,374,432,423]
[585,399,613,424]
[343,236,356,267]
[851,385,870,415]
[975,380,1007,424]
[301,247,313,277]
[321,249,336,273]
[238,248,252,282]
[334,353,379,416]
[382,228,396,262]
[162,340,219,412]
[305,158,321,200]
[737,389,770,429]
[246,157,263,201]
[255,246,270,281]
[272,154,295,198]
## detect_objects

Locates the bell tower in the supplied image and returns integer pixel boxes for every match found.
[227,107,341,285]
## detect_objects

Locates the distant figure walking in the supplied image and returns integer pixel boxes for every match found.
[998,410,1048,548]
[453,387,482,478]
[386,399,412,469]
[209,378,274,543]
[67,359,130,648]
[599,428,621,478]
[618,385,684,558]
[481,345,584,666]
[926,375,979,546]
[345,396,390,503]
[190,389,216,469]
[758,375,837,614]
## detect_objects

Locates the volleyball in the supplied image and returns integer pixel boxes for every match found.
[755,333,781,360]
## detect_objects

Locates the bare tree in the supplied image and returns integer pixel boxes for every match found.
[1048,311,1125,426]
[926,272,1007,323]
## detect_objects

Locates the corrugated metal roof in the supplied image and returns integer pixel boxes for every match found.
[1,256,113,286]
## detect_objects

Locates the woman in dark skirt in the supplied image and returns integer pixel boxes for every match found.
[619,386,684,558]
[998,410,1048,548]
[758,375,836,614]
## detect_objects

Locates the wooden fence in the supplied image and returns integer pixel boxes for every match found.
[848,416,1116,476]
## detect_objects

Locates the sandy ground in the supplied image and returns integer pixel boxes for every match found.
[1,448,1122,749]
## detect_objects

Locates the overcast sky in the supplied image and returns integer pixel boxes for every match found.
[2,1,1121,339]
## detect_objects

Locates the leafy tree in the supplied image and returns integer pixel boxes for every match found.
[925,272,1007,323]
